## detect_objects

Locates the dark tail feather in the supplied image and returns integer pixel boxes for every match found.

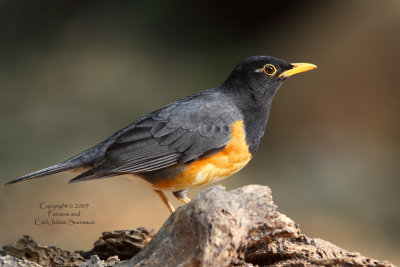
[5,142,111,186]
[68,163,116,184]
[5,163,76,185]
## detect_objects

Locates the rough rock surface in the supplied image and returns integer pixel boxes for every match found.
[1,185,395,267]
[0,255,42,267]
[0,235,85,267]
[79,255,121,267]
[0,228,153,267]
[78,228,154,261]
[245,235,393,267]
[118,185,298,267]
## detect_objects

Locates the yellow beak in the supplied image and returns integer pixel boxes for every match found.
[279,63,317,78]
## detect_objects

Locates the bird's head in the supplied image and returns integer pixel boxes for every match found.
[224,56,317,104]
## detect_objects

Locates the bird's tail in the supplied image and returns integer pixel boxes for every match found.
[4,162,79,186]
[4,140,111,186]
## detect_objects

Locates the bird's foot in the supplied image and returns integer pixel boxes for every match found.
[173,189,191,204]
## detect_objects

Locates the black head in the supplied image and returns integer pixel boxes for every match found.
[223,56,316,104]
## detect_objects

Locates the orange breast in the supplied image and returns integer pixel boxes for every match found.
[154,120,252,191]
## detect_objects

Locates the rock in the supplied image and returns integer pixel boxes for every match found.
[1,185,395,267]
[80,255,104,267]
[79,255,121,267]
[245,235,394,266]
[118,185,299,267]
[118,185,394,267]
[1,235,85,267]
[0,228,153,267]
[79,228,154,260]
[0,255,42,267]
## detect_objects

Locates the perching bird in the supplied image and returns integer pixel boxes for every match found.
[5,56,316,213]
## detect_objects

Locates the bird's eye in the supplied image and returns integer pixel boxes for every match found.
[263,64,277,76]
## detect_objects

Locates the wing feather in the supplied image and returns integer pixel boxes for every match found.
[70,91,242,182]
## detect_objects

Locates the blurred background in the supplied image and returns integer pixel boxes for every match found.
[0,0,399,264]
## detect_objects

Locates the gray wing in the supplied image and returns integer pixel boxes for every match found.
[69,92,241,182]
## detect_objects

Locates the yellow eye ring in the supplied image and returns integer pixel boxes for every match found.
[263,64,277,76]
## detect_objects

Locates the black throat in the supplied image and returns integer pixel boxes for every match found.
[220,79,275,154]
[240,99,272,154]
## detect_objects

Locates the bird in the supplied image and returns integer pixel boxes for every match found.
[5,56,316,213]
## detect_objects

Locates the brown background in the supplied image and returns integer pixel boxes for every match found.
[1,0,399,264]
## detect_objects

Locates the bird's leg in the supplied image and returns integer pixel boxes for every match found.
[173,189,191,204]
[153,189,175,213]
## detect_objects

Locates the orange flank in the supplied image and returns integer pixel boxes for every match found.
[154,120,252,191]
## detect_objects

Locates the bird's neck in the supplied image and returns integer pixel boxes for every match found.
[220,80,273,154]
[241,99,272,154]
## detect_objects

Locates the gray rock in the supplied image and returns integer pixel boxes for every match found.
[79,255,121,267]
[2,185,395,267]
[1,235,85,266]
[245,235,394,266]
[0,255,42,267]
[118,184,299,267]
[79,228,154,260]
